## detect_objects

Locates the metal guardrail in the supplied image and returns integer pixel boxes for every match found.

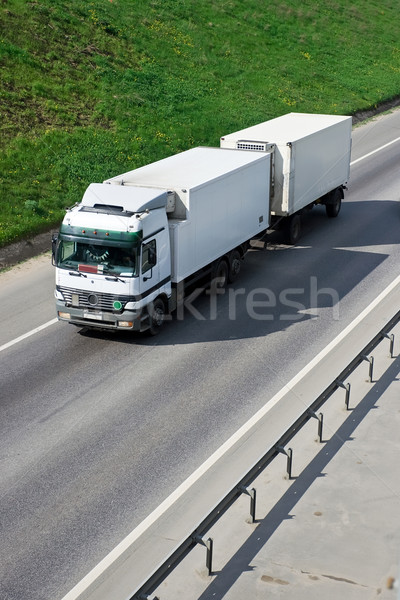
[134,310,399,600]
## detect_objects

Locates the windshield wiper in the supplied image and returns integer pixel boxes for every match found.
[69,271,87,278]
[105,275,126,283]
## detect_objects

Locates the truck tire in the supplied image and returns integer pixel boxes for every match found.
[326,188,342,218]
[285,213,302,244]
[228,250,242,283]
[211,259,228,293]
[148,297,166,335]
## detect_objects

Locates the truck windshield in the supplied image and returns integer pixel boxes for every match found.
[57,240,138,277]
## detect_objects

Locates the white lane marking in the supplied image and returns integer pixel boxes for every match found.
[333,245,397,254]
[64,274,400,598]
[0,318,58,353]
[351,136,400,166]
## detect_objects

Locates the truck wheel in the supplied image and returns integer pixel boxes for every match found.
[326,188,342,218]
[148,298,166,335]
[285,214,301,244]
[228,250,242,283]
[211,259,228,292]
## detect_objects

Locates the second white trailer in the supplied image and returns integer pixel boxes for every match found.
[220,112,352,242]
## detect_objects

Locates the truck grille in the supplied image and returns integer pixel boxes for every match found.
[58,286,131,311]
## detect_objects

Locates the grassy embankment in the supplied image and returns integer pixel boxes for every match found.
[1,0,400,247]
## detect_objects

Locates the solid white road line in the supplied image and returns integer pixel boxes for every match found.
[350,135,400,165]
[0,318,58,353]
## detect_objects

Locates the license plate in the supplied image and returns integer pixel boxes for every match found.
[84,311,103,321]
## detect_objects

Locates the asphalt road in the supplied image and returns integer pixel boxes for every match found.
[1,110,400,600]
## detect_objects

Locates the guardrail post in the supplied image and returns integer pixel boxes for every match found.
[193,535,213,575]
[318,412,323,442]
[238,486,257,522]
[382,332,395,358]
[337,381,351,409]
[362,355,374,382]
[205,537,213,575]
[286,448,293,479]
[276,446,293,479]
[307,409,324,442]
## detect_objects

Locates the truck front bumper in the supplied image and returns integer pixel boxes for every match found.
[56,301,149,332]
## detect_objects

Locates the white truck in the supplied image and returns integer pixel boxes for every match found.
[53,146,271,333]
[220,112,352,243]
[53,112,352,333]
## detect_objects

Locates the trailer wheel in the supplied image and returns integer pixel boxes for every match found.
[285,213,302,244]
[148,298,166,335]
[228,250,242,283]
[326,188,342,218]
[211,259,228,293]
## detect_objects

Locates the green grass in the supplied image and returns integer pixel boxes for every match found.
[1,0,400,246]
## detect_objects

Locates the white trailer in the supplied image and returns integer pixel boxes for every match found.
[106,146,270,283]
[220,112,352,242]
[53,147,271,333]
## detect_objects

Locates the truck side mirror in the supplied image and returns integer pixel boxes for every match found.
[51,232,58,266]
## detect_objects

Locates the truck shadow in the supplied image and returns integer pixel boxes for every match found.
[79,200,399,346]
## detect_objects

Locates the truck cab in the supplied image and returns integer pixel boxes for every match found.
[53,183,172,333]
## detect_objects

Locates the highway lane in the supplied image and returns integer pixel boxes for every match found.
[0,255,55,347]
[1,110,400,600]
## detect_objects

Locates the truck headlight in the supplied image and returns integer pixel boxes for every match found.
[124,302,136,310]
[55,288,64,300]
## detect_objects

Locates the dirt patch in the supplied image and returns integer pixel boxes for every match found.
[352,96,400,124]
[0,230,57,271]
[261,575,290,585]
